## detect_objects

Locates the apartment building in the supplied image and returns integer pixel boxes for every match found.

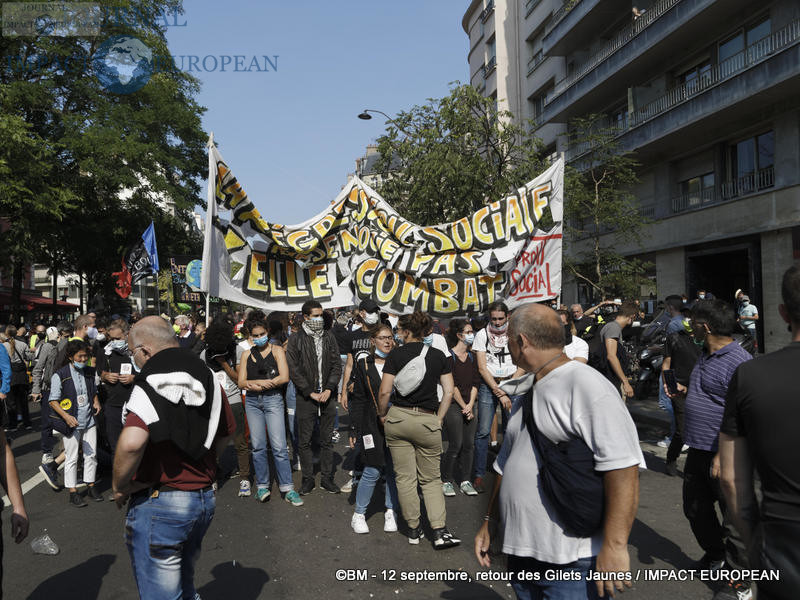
[464,0,800,351]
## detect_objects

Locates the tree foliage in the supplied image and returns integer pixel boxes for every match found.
[374,83,545,225]
[563,114,650,300]
[0,0,206,318]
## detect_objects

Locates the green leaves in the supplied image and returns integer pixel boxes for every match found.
[373,83,545,225]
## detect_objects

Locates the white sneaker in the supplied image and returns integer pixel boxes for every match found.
[384,509,398,532]
[341,477,356,493]
[682,444,690,453]
[332,430,341,444]
[351,512,369,534]
[238,480,251,497]
[657,436,671,448]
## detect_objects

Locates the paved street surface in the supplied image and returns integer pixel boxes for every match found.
[3,402,722,600]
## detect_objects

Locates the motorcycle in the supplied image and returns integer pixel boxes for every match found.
[634,334,665,400]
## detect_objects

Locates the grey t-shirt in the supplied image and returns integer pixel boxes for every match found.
[494,361,645,564]
[599,320,623,345]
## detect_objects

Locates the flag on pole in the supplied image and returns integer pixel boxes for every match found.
[113,221,160,298]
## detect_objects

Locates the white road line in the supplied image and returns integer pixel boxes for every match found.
[2,463,66,506]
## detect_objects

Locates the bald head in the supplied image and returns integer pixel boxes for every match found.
[509,304,565,351]
[130,316,179,352]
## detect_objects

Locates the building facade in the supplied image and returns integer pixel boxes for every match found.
[464,0,800,351]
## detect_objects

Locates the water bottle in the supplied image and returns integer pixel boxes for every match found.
[31,531,59,555]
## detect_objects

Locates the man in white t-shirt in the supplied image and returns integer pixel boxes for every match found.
[471,301,523,493]
[474,303,644,600]
[557,309,588,363]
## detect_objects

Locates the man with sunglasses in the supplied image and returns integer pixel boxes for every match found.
[668,299,752,600]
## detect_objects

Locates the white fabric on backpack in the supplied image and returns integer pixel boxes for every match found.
[393,345,428,396]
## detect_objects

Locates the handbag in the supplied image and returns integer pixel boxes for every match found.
[10,346,29,386]
[522,391,605,537]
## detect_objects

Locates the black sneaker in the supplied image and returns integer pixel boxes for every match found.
[407,525,424,545]
[320,477,341,494]
[713,580,752,600]
[300,478,315,496]
[39,462,61,491]
[691,554,725,571]
[87,486,104,502]
[69,491,87,508]
[665,462,679,477]
[432,527,461,549]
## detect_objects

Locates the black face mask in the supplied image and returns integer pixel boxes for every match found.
[564,324,573,345]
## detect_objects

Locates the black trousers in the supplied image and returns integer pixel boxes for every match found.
[666,394,685,464]
[7,385,30,427]
[105,404,124,456]
[296,392,336,481]
[682,448,748,568]
[441,403,478,483]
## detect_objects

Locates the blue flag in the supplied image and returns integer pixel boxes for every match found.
[142,221,159,272]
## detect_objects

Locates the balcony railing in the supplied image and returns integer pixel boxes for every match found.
[566,20,800,162]
[481,0,495,21]
[547,0,681,104]
[545,0,582,35]
[670,167,774,213]
[525,0,543,18]
[485,56,497,77]
[527,52,545,76]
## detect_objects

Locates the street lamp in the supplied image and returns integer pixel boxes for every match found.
[357,109,411,136]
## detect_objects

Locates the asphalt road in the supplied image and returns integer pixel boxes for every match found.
[1,402,722,600]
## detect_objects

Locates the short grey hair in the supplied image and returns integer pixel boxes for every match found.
[130,316,180,351]
[509,304,565,351]
[174,315,191,329]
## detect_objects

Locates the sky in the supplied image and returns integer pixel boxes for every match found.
[165,1,470,225]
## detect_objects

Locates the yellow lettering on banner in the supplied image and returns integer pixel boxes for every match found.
[355,191,370,222]
[380,238,400,261]
[411,253,436,273]
[471,206,492,244]
[395,220,413,241]
[375,269,400,303]
[355,259,380,295]
[520,189,535,231]
[462,278,481,312]
[399,275,429,308]
[421,227,455,253]
[505,195,527,238]
[271,227,286,247]
[491,209,505,241]
[224,228,246,251]
[532,183,551,221]
[308,265,330,298]
[459,251,482,275]
[285,263,306,298]
[358,226,371,251]
[247,253,268,293]
[431,253,457,275]
[348,188,360,206]
[312,215,335,240]
[340,229,359,255]
[286,231,314,253]
[451,217,473,250]
[478,273,505,304]
[268,259,286,297]
[322,234,339,259]
[433,278,459,314]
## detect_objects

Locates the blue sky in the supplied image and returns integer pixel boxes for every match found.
[166,1,470,225]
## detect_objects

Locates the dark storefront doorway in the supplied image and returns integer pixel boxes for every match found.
[686,236,762,350]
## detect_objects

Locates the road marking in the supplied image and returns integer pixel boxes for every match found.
[2,463,66,506]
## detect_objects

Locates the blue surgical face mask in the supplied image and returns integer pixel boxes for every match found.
[394,333,403,344]
[463,333,475,345]
[73,361,86,370]
[131,357,141,373]
[109,340,128,352]
[422,334,434,346]
[375,348,388,358]
[253,335,269,347]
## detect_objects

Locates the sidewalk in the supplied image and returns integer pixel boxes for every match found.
[627,396,671,430]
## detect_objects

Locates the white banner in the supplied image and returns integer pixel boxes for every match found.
[505,225,563,309]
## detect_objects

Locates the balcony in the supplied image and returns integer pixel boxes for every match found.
[527,51,545,77]
[565,20,800,162]
[524,0,543,19]
[485,56,497,77]
[548,0,681,103]
[670,167,774,214]
[543,0,631,56]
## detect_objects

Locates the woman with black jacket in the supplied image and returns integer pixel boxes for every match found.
[348,324,400,535]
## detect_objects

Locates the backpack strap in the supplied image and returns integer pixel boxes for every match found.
[360,357,381,415]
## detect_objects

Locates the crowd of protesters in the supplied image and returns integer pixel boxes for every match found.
[0,263,797,600]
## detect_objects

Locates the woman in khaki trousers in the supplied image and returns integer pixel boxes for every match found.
[377,311,460,549]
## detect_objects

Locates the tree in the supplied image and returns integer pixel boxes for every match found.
[563,114,651,300]
[374,83,545,225]
[0,0,207,317]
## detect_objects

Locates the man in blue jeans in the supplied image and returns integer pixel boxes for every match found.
[471,301,523,493]
[112,317,235,599]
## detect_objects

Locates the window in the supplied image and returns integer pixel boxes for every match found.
[531,88,551,121]
[680,172,715,206]
[487,39,496,63]
[746,18,770,45]
[682,61,711,93]
[718,18,771,65]
[719,32,744,63]
[726,130,775,196]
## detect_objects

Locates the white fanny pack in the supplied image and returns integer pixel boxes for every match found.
[393,345,428,396]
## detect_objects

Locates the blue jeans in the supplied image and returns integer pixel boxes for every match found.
[508,555,599,600]
[245,392,294,492]
[473,384,511,479]
[657,373,675,438]
[354,448,399,515]
[125,488,216,600]
[285,381,298,455]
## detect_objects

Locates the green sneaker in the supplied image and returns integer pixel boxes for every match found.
[442,482,456,497]
[284,490,304,507]
[256,487,270,503]
[459,481,478,496]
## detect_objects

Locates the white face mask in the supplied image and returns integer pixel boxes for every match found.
[363,312,379,325]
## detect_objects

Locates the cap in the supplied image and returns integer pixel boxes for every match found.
[359,299,380,313]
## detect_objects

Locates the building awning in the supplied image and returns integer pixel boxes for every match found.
[0,293,80,311]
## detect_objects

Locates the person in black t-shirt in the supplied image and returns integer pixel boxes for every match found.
[97,319,135,455]
[377,311,460,549]
[720,264,800,600]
